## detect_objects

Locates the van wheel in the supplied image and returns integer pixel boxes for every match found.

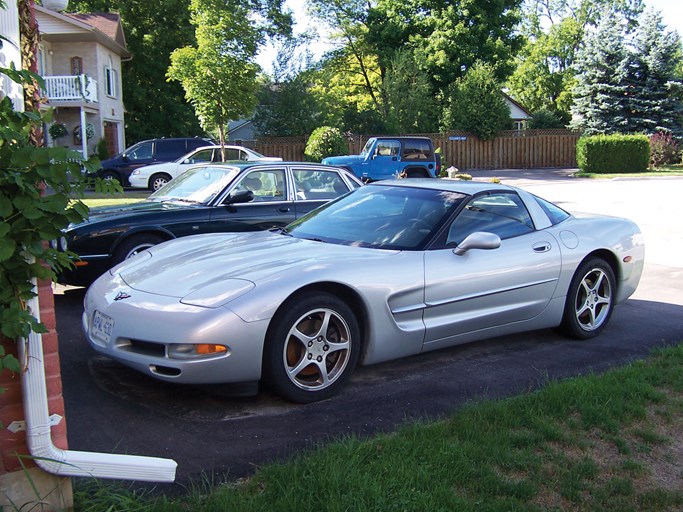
[149,173,172,191]
[101,171,121,185]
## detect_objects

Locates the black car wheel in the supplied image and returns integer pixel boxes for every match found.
[560,258,616,339]
[263,292,360,403]
[112,234,165,266]
[149,173,172,191]
[100,170,121,185]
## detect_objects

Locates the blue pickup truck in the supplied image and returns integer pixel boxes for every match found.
[322,136,441,182]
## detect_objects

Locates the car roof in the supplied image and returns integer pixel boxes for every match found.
[369,178,515,195]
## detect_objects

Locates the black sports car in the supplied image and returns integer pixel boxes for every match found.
[58,162,362,286]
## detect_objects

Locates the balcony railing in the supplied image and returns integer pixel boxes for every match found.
[43,74,98,103]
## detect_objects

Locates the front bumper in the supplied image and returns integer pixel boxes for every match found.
[83,274,268,384]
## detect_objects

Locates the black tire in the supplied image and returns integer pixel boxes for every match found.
[559,258,616,339]
[404,167,430,178]
[263,292,361,403]
[100,170,121,185]
[111,234,165,266]
[149,173,172,191]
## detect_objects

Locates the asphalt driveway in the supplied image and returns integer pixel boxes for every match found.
[54,170,683,490]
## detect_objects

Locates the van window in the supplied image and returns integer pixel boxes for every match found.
[156,139,184,160]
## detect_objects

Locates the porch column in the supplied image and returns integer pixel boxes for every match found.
[79,106,87,157]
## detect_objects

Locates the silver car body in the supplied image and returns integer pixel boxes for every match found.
[83,180,644,388]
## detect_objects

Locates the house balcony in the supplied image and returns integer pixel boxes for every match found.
[43,74,98,104]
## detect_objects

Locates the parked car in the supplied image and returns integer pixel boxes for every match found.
[96,137,215,186]
[323,136,441,181]
[129,145,283,191]
[59,163,362,286]
[83,179,644,403]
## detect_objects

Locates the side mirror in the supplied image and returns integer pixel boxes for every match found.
[226,190,254,204]
[122,155,129,162]
[453,231,501,256]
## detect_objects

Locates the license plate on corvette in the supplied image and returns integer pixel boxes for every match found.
[92,310,114,343]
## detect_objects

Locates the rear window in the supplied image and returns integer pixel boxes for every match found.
[402,139,433,160]
[155,139,187,160]
[534,195,570,225]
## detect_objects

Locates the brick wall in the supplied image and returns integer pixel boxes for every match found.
[0,277,68,474]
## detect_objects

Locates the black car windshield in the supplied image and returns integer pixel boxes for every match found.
[149,165,240,204]
[286,184,467,250]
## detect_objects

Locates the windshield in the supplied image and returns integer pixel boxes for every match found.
[149,165,239,204]
[286,184,466,250]
[359,138,376,157]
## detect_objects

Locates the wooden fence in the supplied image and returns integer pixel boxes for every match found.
[250,129,580,170]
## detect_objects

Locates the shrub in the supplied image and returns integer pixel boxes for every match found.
[95,138,110,160]
[304,126,348,162]
[576,134,650,173]
[48,122,68,140]
[649,132,680,167]
[528,109,567,129]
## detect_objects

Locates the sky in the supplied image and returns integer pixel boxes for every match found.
[256,0,683,73]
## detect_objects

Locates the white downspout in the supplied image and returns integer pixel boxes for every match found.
[79,106,87,158]
[17,277,177,482]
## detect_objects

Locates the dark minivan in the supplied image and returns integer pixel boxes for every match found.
[97,137,215,186]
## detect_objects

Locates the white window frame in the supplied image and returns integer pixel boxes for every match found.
[104,56,118,98]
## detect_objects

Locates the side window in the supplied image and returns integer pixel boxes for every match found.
[187,149,213,163]
[375,140,400,157]
[402,139,432,160]
[233,170,286,202]
[186,139,207,151]
[127,141,153,161]
[292,169,351,200]
[223,148,240,161]
[155,140,181,160]
[446,193,534,246]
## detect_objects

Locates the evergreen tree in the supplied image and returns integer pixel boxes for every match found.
[570,8,630,134]
[626,9,683,136]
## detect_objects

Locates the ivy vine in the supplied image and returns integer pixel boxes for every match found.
[0,66,117,387]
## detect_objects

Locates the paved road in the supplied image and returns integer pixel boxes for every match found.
[54,170,683,491]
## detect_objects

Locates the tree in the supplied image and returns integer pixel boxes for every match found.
[167,0,292,148]
[68,0,205,143]
[442,61,512,139]
[570,8,630,134]
[508,0,644,121]
[626,9,683,136]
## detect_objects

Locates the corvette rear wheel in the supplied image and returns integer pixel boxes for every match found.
[560,258,615,339]
[264,293,360,403]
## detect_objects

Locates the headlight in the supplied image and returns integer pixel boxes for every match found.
[131,169,140,176]
[59,236,68,251]
[181,279,255,308]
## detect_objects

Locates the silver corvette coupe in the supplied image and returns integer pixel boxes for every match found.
[83,179,644,403]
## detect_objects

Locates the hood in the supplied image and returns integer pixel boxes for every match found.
[322,155,364,166]
[69,200,189,228]
[118,231,396,298]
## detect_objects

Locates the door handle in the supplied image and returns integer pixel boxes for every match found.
[533,242,551,253]
[278,207,291,213]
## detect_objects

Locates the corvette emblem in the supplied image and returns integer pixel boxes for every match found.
[114,291,131,301]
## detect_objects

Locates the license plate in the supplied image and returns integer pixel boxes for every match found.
[92,310,114,343]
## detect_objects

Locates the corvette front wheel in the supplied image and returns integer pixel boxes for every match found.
[560,258,615,339]
[263,293,360,403]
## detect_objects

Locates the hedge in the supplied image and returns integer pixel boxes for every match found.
[576,134,650,174]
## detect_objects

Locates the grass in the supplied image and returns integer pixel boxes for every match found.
[576,163,683,179]
[73,343,683,512]
[80,190,148,208]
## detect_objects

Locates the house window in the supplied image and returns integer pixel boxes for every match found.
[71,56,83,75]
[37,45,47,76]
[104,57,118,98]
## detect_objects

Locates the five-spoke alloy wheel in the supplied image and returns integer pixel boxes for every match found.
[560,257,615,339]
[264,292,360,403]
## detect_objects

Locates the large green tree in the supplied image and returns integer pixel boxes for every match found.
[442,61,512,139]
[569,7,631,134]
[626,10,683,136]
[167,0,291,147]
[508,0,644,121]
[68,0,205,144]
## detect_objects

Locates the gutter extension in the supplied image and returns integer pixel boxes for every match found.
[17,277,177,482]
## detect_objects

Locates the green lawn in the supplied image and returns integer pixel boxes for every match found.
[74,344,683,512]
[576,164,683,179]
[81,190,148,208]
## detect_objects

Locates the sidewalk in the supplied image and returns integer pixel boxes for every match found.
[465,167,578,186]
